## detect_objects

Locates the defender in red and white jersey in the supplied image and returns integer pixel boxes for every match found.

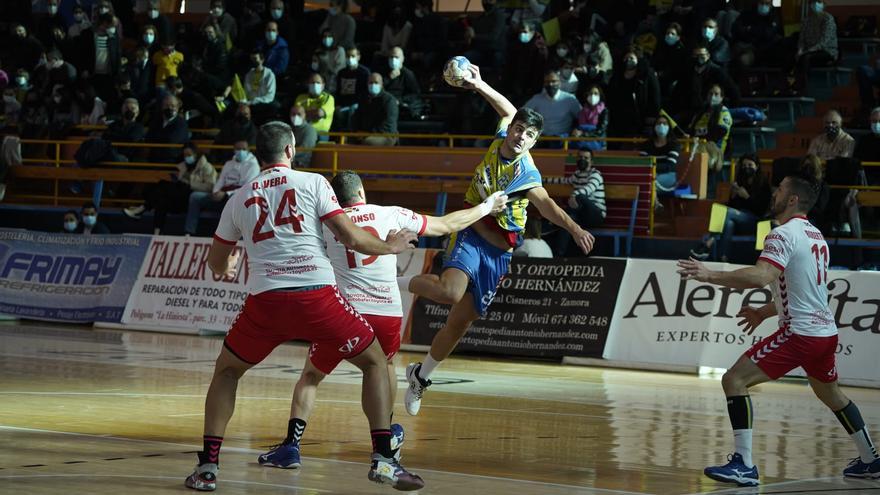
[257,170,507,468]
[185,122,425,492]
[678,173,880,487]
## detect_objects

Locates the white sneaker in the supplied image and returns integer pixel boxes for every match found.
[404,363,431,416]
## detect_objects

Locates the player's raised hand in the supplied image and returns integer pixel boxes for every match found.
[573,226,595,255]
[736,306,766,335]
[461,64,483,89]
[386,229,418,254]
[677,258,711,282]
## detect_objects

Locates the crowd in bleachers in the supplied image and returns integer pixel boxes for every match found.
[0,0,878,253]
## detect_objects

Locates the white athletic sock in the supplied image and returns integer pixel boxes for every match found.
[397,276,415,293]
[733,429,754,467]
[852,429,880,463]
[418,355,440,381]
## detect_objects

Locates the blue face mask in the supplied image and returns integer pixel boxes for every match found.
[665,34,679,46]
[654,123,669,137]
[328,6,338,16]
[757,4,771,15]
[872,122,880,135]
[64,220,77,232]
[235,149,248,162]
[519,32,532,44]
[368,83,381,96]
[812,1,824,13]
[82,215,96,227]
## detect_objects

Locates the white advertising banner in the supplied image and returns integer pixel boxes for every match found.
[121,236,248,333]
[605,259,880,387]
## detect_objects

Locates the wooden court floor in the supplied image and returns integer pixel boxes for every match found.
[1,322,879,495]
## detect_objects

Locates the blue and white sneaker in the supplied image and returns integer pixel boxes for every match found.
[391,423,405,461]
[843,457,880,479]
[257,443,301,469]
[704,453,760,487]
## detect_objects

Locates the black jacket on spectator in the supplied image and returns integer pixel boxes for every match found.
[127,60,153,104]
[640,138,681,174]
[336,65,371,108]
[36,12,67,48]
[383,66,421,116]
[146,115,189,164]
[606,62,660,138]
[673,61,740,121]
[652,40,687,98]
[470,6,507,63]
[353,90,399,134]
[214,117,257,147]
[410,11,448,60]
[706,36,731,66]
[74,28,121,77]
[732,9,784,50]
[504,34,549,105]
[728,174,771,217]
[104,119,146,145]
[76,222,111,234]
[7,35,44,72]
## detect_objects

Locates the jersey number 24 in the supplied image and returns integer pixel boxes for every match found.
[244,189,304,243]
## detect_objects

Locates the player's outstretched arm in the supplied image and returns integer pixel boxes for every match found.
[677,258,780,289]
[325,213,417,255]
[422,192,508,236]
[527,187,595,255]
[462,64,517,129]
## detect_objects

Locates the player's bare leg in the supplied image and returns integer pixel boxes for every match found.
[405,291,479,416]
[347,339,423,490]
[704,355,772,487]
[809,377,880,478]
[408,268,469,305]
[186,347,255,491]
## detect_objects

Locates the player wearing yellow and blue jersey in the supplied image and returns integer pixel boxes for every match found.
[401,63,596,416]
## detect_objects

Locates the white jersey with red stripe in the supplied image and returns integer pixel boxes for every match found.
[214,164,344,294]
[758,215,837,337]
[323,203,427,317]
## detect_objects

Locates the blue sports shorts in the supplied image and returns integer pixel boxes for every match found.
[442,227,512,316]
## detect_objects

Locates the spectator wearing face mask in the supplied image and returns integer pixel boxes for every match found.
[151,39,184,88]
[9,24,45,73]
[2,88,22,127]
[92,1,124,39]
[34,50,75,97]
[315,29,347,94]
[104,98,145,162]
[319,0,356,50]
[143,0,172,43]
[124,142,217,234]
[77,202,111,234]
[701,17,731,67]
[36,0,66,49]
[242,51,278,124]
[572,84,608,151]
[295,73,335,138]
[653,22,687,101]
[690,154,771,262]
[11,69,33,103]
[524,70,581,147]
[383,46,422,118]
[264,0,295,47]
[140,24,159,55]
[200,22,231,94]
[73,13,120,97]
[184,139,258,236]
[289,104,318,167]
[68,6,92,39]
[146,95,189,164]
[203,0,237,45]
[686,84,732,177]
[334,47,371,132]
[641,114,681,195]
[61,210,79,234]
[552,148,605,256]
[854,107,880,185]
[790,0,838,94]
[672,43,740,123]
[558,58,579,95]
[606,46,660,139]
[808,110,855,161]
[257,21,289,78]
[352,73,399,146]
[214,103,257,153]
[731,0,784,69]
[574,53,611,97]
[504,20,548,105]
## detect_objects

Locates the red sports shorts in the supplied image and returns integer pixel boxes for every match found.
[224,285,374,374]
[745,326,839,382]
[310,314,402,373]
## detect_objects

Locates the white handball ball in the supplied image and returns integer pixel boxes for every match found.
[443,56,471,87]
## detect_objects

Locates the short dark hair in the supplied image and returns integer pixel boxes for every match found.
[524,216,542,239]
[82,201,97,211]
[330,170,363,206]
[511,107,544,134]
[255,121,294,165]
[64,209,78,218]
[784,172,820,212]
